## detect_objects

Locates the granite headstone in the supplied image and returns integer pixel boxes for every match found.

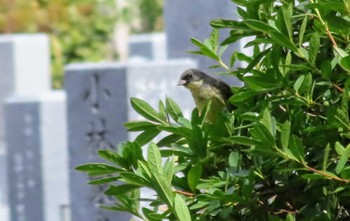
[0,34,51,221]
[64,63,130,221]
[4,91,69,221]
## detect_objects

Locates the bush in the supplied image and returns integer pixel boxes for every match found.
[77,0,350,220]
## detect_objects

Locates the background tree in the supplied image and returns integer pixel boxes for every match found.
[78,0,350,220]
[0,0,117,88]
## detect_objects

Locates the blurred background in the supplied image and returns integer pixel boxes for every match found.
[0,0,163,88]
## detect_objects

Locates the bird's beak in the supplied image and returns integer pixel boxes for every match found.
[177,79,187,86]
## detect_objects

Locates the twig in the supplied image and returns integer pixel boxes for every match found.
[325,26,338,48]
[174,189,195,197]
[309,0,338,48]
[305,165,350,183]
[332,83,344,93]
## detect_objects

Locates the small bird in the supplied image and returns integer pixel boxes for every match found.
[177,68,233,122]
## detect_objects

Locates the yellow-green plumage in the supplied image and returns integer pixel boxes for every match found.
[178,69,233,122]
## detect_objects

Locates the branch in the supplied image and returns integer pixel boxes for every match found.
[305,165,350,183]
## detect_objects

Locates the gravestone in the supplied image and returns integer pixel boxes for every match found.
[64,62,130,221]
[4,91,69,221]
[128,33,166,61]
[164,0,243,85]
[0,34,51,221]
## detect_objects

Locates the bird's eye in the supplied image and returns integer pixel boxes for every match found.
[188,73,193,78]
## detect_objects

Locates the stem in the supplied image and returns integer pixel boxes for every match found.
[309,0,338,48]
[274,146,349,183]
[332,83,344,93]
[174,189,195,197]
[219,58,230,71]
[305,165,350,183]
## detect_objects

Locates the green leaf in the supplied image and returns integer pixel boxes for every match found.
[300,72,313,98]
[230,50,236,67]
[166,97,184,122]
[159,126,192,138]
[88,176,119,185]
[75,163,122,176]
[244,19,297,51]
[224,136,262,146]
[335,142,345,155]
[137,161,152,180]
[288,135,305,163]
[130,97,166,123]
[309,33,320,64]
[229,89,257,103]
[301,173,328,180]
[286,213,295,221]
[147,142,163,175]
[229,151,240,169]
[250,123,275,146]
[163,157,175,185]
[244,19,275,33]
[98,149,125,167]
[336,144,350,174]
[135,128,161,146]
[105,184,139,196]
[209,29,219,51]
[269,30,298,52]
[244,75,280,91]
[328,108,350,130]
[157,134,183,147]
[174,194,192,221]
[142,208,166,221]
[298,15,308,47]
[187,164,202,192]
[320,60,332,80]
[323,143,331,171]
[260,108,276,136]
[124,121,156,132]
[294,73,312,98]
[281,4,293,39]
[341,88,349,115]
[210,19,248,30]
[334,47,348,58]
[120,172,150,187]
[188,124,207,158]
[152,172,174,207]
[190,38,219,60]
[339,55,350,72]
[281,121,291,150]
[294,75,305,93]
[158,100,167,121]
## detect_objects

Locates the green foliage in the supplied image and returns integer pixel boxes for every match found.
[77,0,350,220]
[124,0,163,33]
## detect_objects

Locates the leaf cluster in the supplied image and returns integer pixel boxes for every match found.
[77,0,350,220]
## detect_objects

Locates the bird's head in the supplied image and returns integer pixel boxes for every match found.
[177,69,205,90]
